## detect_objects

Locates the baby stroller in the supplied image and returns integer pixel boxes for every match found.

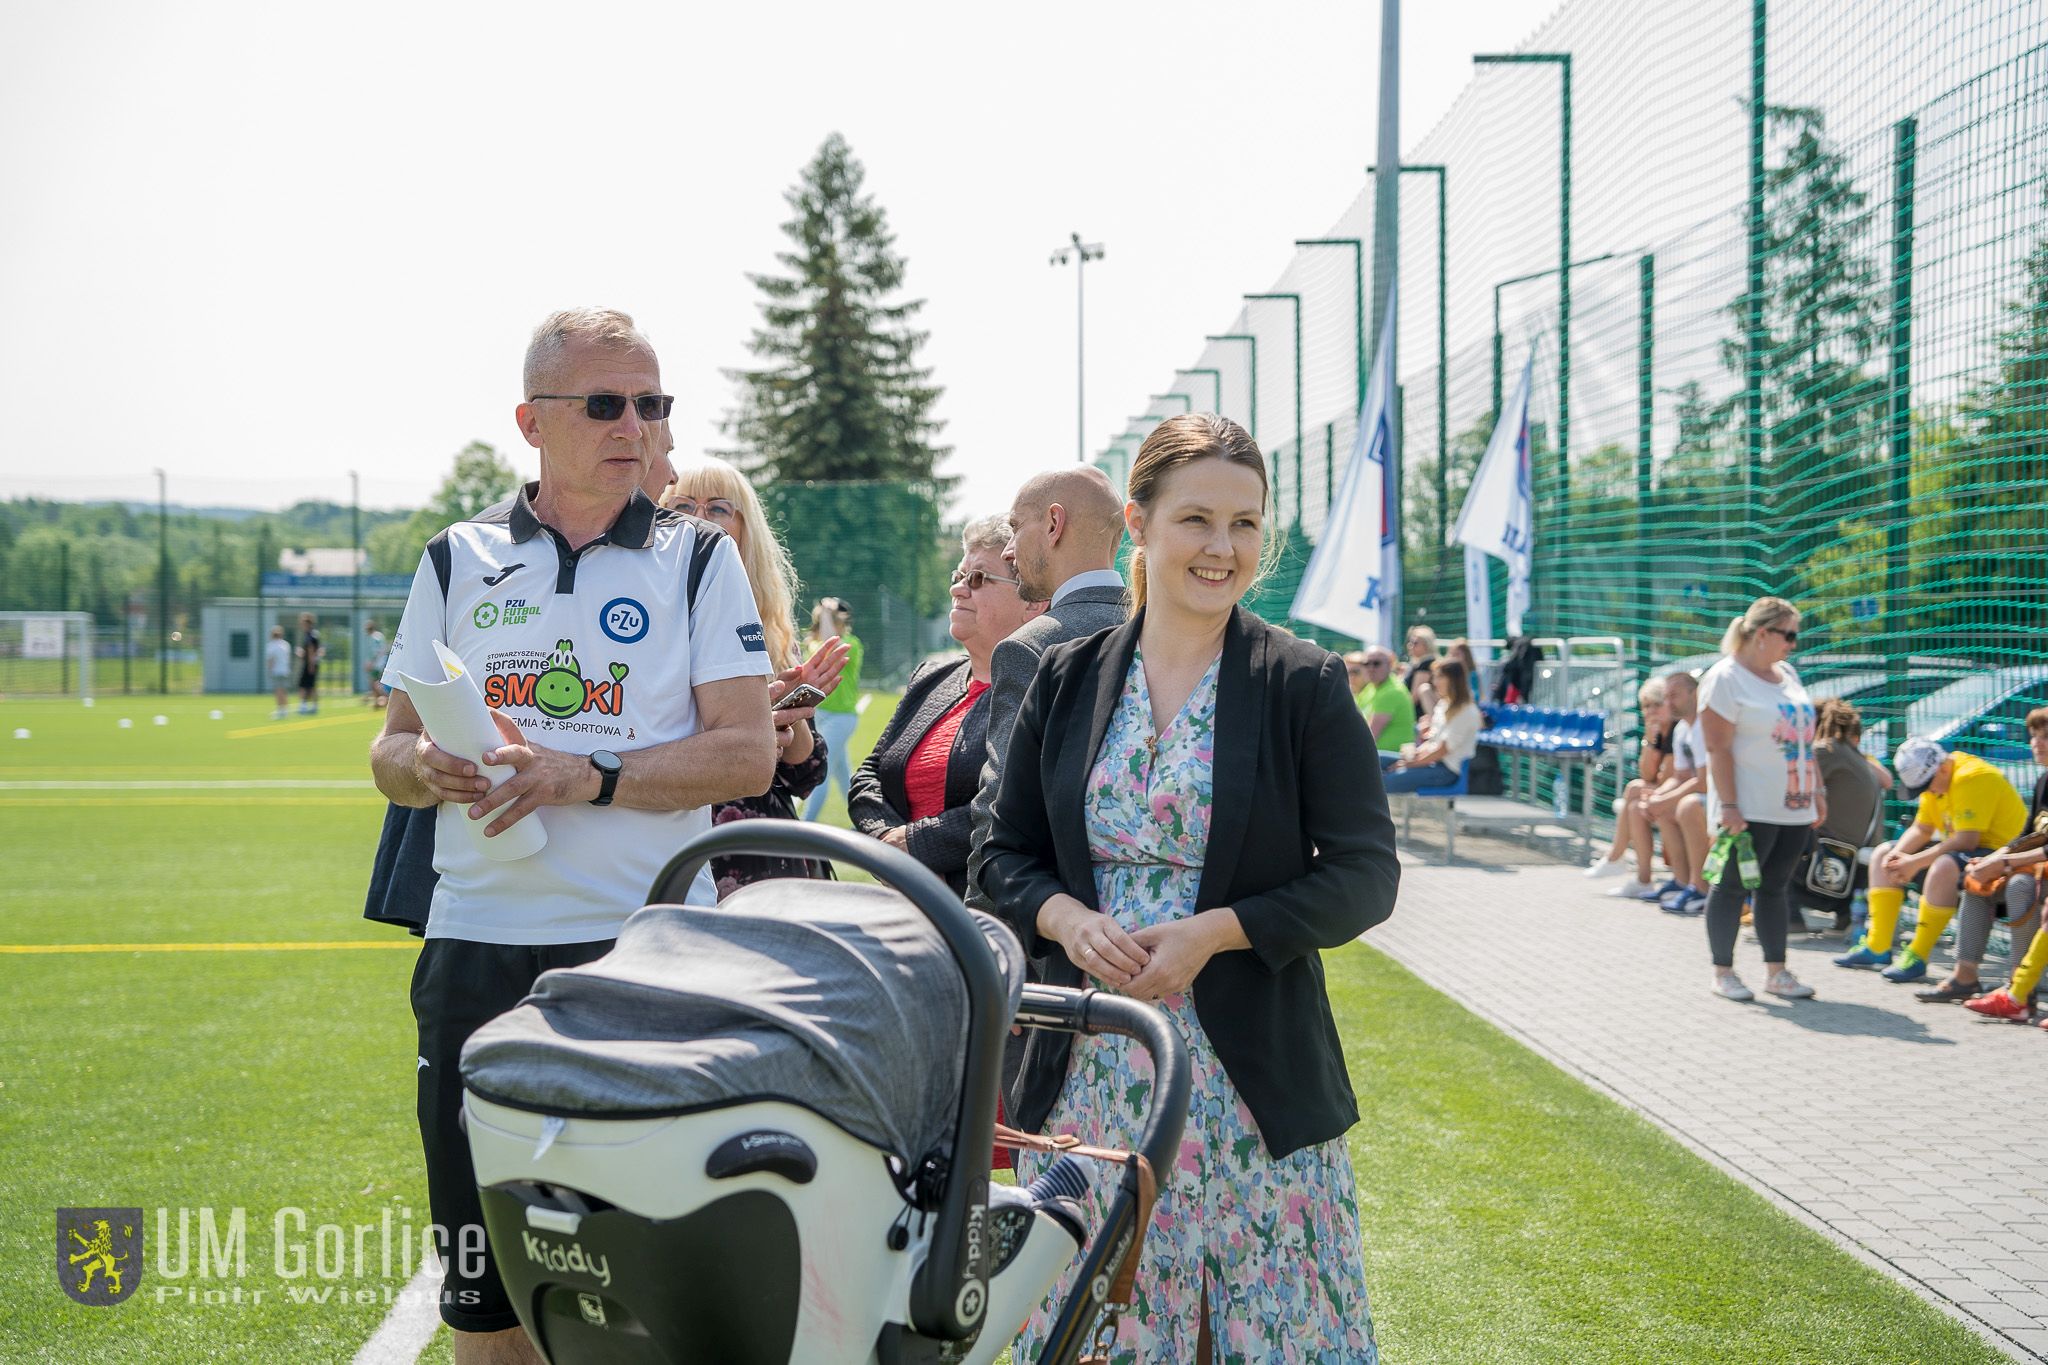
[459,822,1190,1364]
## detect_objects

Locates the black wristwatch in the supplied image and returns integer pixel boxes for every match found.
[588,750,623,807]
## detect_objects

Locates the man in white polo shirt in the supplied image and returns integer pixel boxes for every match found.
[370,307,773,1362]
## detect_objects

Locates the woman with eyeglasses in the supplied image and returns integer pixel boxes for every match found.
[1697,595,1823,1003]
[660,456,850,897]
[849,516,1044,897]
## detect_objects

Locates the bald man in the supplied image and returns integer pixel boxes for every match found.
[965,466,1129,915]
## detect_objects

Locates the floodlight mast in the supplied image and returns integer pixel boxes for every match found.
[1051,232,1105,462]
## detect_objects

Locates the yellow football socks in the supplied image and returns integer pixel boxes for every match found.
[1864,886,1905,954]
[2011,927,2048,1001]
[1905,903,1956,962]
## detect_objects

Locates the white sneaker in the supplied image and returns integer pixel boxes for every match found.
[1765,970,1815,1000]
[272,708,286,720]
[1607,879,1654,898]
[1714,972,1754,1002]
[1584,857,1630,879]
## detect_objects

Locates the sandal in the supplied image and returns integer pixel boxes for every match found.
[1915,978,1986,1004]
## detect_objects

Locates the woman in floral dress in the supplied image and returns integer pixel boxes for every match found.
[978,414,1401,1363]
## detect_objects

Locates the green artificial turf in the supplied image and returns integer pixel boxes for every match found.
[0,691,2004,1362]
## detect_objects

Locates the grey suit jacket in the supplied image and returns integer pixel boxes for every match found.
[963,582,1128,912]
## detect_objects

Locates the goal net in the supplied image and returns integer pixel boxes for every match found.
[0,612,95,700]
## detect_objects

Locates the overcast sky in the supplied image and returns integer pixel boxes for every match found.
[0,0,1551,519]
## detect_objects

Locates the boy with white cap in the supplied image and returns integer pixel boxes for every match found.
[1835,736,2028,981]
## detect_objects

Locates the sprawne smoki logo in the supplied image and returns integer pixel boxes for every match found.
[57,1208,143,1306]
[481,639,629,724]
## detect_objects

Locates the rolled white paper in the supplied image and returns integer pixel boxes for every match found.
[399,640,547,862]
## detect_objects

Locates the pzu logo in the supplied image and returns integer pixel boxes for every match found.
[600,597,648,645]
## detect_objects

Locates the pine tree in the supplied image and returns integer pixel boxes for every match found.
[725,134,951,487]
[1719,105,1885,574]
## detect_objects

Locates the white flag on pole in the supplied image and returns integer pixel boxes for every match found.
[1463,544,1494,660]
[1291,288,1400,646]
[1452,352,1534,634]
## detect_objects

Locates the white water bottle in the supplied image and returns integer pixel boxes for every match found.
[1551,774,1568,817]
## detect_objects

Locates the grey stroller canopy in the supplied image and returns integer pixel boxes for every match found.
[460,879,1028,1167]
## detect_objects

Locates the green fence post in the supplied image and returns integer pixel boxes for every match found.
[1475,53,1573,587]
[1886,115,1916,737]
[1243,294,1302,534]
[1174,368,1221,413]
[1326,422,1336,510]
[1744,0,1768,589]
[1203,335,1258,439]
[1293,239,1364,414]
[1637,253,1655,664]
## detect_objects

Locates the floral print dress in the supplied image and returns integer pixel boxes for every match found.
[1014,651,1378,1365]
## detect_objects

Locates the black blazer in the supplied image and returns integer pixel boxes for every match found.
[849,655,993,898]
[977,606,1400,1159]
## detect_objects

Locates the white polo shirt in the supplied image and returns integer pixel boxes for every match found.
[383,485,771,944]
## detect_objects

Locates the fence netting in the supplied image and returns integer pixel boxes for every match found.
[1102,0,2046,700]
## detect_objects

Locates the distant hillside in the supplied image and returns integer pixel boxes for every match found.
[0,496,417,626]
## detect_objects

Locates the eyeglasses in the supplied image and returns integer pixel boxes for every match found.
[1766,626,1799,644]
[951,568,1023,592]
[528,393,676,422]
[1364,659,1391,669]
[667,496,738,524]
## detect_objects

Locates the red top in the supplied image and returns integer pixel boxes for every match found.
[904,679,989,823]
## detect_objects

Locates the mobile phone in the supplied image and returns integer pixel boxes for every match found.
[774,683,830,711]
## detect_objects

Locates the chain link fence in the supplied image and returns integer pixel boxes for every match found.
[1095,0,2048,814]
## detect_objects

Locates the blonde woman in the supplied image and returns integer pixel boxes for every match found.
[662,456,849,895]
[1585,678,1677,899]
[1698,596,1821,1002]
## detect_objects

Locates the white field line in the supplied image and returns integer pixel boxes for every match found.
[350,1260,444,1365]
[0,779,376,790]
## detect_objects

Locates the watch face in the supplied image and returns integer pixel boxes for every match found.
[591,750,623,774]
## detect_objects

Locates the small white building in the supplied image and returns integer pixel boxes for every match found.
[276,547,368,576]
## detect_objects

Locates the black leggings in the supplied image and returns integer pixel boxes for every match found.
[1707,820,1811,968]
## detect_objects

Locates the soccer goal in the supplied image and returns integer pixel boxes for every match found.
[0,612,96,700]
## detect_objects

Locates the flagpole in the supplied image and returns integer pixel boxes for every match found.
[1370,0,1402,634]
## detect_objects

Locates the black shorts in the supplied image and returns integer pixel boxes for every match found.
[298,667,319,691]
[411,936,613,1333]
[1904,849,1975,889]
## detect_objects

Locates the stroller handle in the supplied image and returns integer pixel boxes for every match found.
[1015,984,1190,1182]
[647,822,1009,1345]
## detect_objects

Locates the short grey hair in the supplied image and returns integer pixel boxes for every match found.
[523,308,654,397]
[960,514,1013,558]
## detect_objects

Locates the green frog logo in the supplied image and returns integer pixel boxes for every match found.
[482,639,627,717]
[535,640,587,719]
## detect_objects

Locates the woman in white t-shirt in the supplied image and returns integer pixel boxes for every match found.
[1384,658,1479,793]
[1697,596,1824,1002]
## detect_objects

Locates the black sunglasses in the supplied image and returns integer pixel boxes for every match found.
[529,392,675,422]
[1766,625,1799,644]
[951,568,1023,592]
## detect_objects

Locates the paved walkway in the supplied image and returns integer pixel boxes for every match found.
[1374,833,2048,1362]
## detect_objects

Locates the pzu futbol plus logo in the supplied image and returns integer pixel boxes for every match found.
[57,1208,142,1306]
